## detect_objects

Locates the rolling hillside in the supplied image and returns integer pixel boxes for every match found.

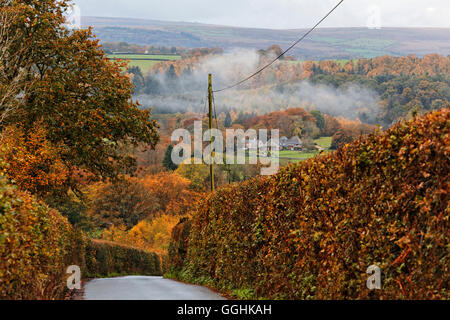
[82,16,450,59]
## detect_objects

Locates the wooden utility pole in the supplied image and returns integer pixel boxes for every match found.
[208,74,215,192]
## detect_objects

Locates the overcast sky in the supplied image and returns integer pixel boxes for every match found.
[73,0,450,29]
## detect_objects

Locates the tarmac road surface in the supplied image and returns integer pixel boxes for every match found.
[83,276,226,300]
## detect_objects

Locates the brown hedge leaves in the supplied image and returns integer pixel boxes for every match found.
[0,174,162,299]
[0,175,85,299]
[179,108,449,299]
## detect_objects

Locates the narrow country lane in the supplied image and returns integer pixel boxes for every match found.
[83,276,226,300]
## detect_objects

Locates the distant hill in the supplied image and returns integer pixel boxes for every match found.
[82,16,450,60]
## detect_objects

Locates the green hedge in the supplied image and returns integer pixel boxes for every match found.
[85,240,161,277]
[172,109,449,299]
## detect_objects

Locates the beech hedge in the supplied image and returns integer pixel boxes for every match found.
[173,109,449,299]
[85,239,161,277]
[0,176,161,300]
[0,176,85,299]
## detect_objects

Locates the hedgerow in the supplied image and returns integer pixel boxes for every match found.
[173,109,449,299]
[0,175,85,300]
[167,218,191,272]
[85,240,161,277]
[0,174,162,299]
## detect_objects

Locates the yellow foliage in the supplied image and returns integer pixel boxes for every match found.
[102,215,180,254]
[0,124,68,197]
[175,160,210,192]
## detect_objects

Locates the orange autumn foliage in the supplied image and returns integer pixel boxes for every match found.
[171,108,449,299]
[331,118,376,150]
[140,172,202,217]
[102,215,180,254]
[88,172,202,229]
[95,172,201,254]
[0,124,69,197]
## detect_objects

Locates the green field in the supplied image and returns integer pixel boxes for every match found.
[107,54,181,73]
[243,136,334,165]
[310,36,396,58]
[185,137,334,168]
[279,150,317,159]
[314,136,333,149]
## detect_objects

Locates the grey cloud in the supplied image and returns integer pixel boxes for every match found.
[74,0,450,29]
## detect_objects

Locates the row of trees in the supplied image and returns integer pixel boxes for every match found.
[102,42,180,55]
[132,51,449,126]
[102,41,223,58]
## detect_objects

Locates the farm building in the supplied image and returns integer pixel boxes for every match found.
[281,136,303,151]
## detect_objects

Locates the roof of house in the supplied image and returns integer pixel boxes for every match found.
[287,136,302,145]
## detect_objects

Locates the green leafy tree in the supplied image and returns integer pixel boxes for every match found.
[310,109,325,133]
[128,66,145,94]
[163,145,178,171]
[144,74,161,95]
[224,111,232,127]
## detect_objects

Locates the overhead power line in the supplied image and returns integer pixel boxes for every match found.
[213,0,345,93]
[212,92,219,129]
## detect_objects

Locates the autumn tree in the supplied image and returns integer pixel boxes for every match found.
[330,128,355,150]
[0,0,159,196]
[87,176,154,229]
[331,119,376,150]
[268,44,283,57]
[140,172,201,217]
[1,124,92,230]
[87,172,201,230]
[323,114,342,136]
[0,123,68,197]
[124,215,180,253]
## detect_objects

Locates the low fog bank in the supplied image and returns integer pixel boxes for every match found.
[133,49,380,122]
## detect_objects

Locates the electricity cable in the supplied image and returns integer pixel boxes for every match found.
[213,0,344,93]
